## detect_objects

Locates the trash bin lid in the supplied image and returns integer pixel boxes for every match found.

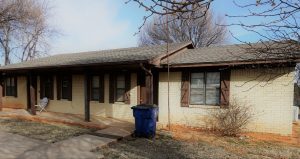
[131,104,158,109]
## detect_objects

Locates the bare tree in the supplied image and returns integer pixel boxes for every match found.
[226,0,300,62]
[0,0,54,65]
[139,9,227,47]
[127,0,214,31]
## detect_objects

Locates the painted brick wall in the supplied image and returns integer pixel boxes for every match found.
[230,68,294,135]
[158,68,294,135]
[41,73,137,122]
[2,76,27,109]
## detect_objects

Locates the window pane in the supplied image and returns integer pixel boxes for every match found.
[191,73,204,89]
[190,94,204,104]
[11,87,15,96]
[6,78,11,86]
[190,73,205,104]
[62,77,69,99]
[117,80,125,89]
[116,89,125,101]
[92,76,99,88]
[206,72,220,85]
[206,88,220,105]
[92,88,99,100]
[206,72,220,105]
[11,78,15,86]
[191,73,204,79]
[117,75,125,81]
[116,75,125,89]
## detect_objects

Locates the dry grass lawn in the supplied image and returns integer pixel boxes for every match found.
[0,118,96,143]
[96,126,300,159]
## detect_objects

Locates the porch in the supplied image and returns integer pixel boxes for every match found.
[0,63,159,122]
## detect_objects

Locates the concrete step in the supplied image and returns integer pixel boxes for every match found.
[94,127,133,139]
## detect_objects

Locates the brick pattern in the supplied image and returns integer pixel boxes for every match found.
[158,68,294,135]
[41,73,137,122]
[230,68,294,135]
[2,76,27,109]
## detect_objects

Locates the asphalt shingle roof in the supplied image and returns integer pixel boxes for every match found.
[162,43,299,65]
[0,42,191,70]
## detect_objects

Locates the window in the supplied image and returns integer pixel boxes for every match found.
[115,75,126,102]
[61,76,71,99]
[5,77,17,97]
[40,76,53,99]
[190,72,220,105]
[91,76,100,101]
[57,75,72,100]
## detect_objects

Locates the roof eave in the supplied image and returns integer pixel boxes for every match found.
[160,58,300,68]
[0,60,150,72]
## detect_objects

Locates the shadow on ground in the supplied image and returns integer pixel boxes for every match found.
[97,134,238,159]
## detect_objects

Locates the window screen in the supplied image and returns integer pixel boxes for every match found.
[115,75,125,102]
[190,72,220,105]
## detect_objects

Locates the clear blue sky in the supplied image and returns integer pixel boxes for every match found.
[49,0,263,55]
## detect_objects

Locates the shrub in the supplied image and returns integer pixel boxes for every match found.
[208,99,253,136]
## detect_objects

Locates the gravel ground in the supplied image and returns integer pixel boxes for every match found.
[96,132,300,159]
[0,118,95,143]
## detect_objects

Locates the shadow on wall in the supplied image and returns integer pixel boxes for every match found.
[232,68,293,92]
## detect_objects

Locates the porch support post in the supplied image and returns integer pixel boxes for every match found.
[29,73,36,115]
[84,73,90,122]
[140,63,153,105]
[145,73,153,105]
[0,74,3,111]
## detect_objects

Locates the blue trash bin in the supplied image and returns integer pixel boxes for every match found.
[131,104,158,138]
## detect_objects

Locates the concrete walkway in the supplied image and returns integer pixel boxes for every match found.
[0,109,134,158]
[0,125,133,159]
[0,131,46,159]
[20,126,132,159]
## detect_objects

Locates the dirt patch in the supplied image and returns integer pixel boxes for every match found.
[0,118,96,143]
[97,133,240,159]
[96,125,300,159]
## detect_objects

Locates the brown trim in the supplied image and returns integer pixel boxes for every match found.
[67,75,72,101]
[153,71,159,105]
[220,70,230,108]
[161,59,300,68]
[181,71,190,107]
[109,73,115,104]
[13,76,17,97]
[0,61,148,72]
[29,74,37,115]
[124,72,131,104]
[0,75,3,111]
[136,72,141,105]
[84,73,90,121]
[99,74,104,103]
[149,42,193,65]
[2,77,5,97]
[56,75,62,100]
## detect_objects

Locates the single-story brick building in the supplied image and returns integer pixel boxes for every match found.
[0,41,297,135]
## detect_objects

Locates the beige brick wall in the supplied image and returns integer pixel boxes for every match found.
[158,68,294,135]
[39,73,137,122]
[230,68,294,135]
[3,76,27,109]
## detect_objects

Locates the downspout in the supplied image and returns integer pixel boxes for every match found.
[165,2,171,131]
